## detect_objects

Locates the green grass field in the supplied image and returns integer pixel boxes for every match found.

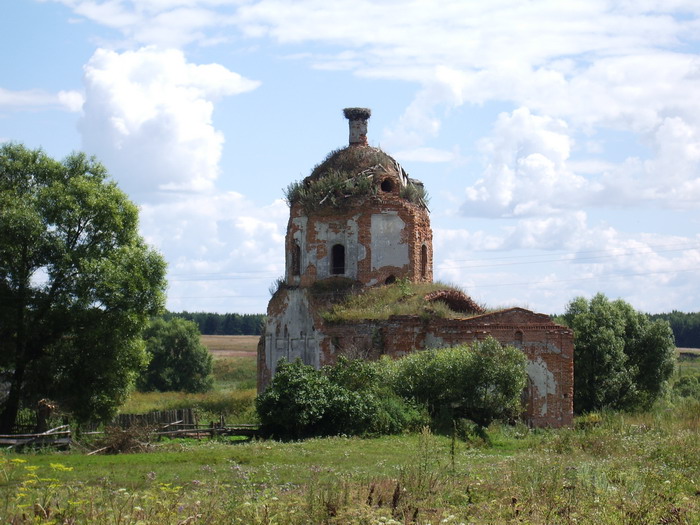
[118,336,259,423]
[1,402,699,524]
[2,338,699,524]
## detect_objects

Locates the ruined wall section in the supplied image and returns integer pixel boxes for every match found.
[257,287,324,390]
[313,309,573,427]
[260,295,573,426]
[285,194,432,288]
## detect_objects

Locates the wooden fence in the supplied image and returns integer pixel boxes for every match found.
[1,408,260,449]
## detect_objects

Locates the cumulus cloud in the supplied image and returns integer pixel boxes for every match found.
[46,0,233,47]
[0,87,84,111]
[434,217,700,314]
[139,192,288,313]
[41,0,700,313]
[79,47,259,199]
[461,108,591,217]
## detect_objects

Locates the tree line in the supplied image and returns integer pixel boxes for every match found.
[163,311,265,335]
[164,308,700,345]
[649,311,700,348]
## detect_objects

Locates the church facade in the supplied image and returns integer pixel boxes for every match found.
[258,108,574,428]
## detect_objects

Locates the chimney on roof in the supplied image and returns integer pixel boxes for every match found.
[343,107,371,146]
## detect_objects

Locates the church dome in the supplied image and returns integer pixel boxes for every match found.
[285,108,428,211]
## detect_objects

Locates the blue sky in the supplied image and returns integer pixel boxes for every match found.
[2,0,700,315]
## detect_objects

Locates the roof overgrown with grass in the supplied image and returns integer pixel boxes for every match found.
[283,145,429,212]
[319,279,488,323]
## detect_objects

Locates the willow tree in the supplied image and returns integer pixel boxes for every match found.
[0,143,167,432]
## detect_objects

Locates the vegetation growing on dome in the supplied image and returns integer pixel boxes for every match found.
[320,279,489,323]
[283,146,430,211]
[309,146,395,181]
[400,182,430,207]
[284,169,377,212]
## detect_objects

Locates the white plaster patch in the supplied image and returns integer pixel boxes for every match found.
[424,332,448,349]
[526,357,556,416]
[370,212,408,270]
[265,289,320,376]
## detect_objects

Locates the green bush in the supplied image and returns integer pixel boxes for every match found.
[673,375,700,399]
[561,293,676,412]
[387,337,527,428]
[256,358,427,439]
[256,360,333,439]
[257,338,524,439]
[138,318,214,393]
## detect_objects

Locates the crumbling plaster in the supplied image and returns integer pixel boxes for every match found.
[370,212,408,271]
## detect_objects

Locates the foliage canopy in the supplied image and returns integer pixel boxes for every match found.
[386,337,528,427]
[137,318,214,394]
[562,293,676,413]
[0,143,167,431]
[256,337,526,439]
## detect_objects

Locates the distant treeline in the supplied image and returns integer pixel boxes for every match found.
[163,309,700,345]
[164,311,266,336]
[649,311,700,348]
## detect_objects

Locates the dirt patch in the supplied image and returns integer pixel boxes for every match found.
[201,335,259,358]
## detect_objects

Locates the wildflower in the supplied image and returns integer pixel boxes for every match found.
[50,463,73,472]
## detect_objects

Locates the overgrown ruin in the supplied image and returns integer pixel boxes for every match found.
[258,108,574,428]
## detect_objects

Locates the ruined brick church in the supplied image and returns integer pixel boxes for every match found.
[258,108,574,427]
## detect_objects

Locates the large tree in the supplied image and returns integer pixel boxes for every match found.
[562,293,675,413]
[0,143,167,432]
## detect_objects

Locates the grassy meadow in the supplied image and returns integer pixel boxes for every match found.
[1,337,699,524]
[119,335,259,424]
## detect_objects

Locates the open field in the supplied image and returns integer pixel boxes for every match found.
[1,401,699,524]
[201,334,259,358]
[119,336,258,419]
[2,343,700,523]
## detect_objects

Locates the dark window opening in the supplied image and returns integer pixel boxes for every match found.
[514,331,524,348]
[420,244,428,279]
[385,275,396,285]
[380,179,394,192]
[331,244,345,275]
[291,243,301,276]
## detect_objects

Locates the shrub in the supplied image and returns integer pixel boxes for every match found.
[673,375,700,400]
[256,358,427,439]
[257,339,524,439]
[256,360,334,439]
[138,318,214,394]
[387,337,527,428]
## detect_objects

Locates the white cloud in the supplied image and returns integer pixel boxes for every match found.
[434,217,700,314]
[0,87,84,111]
[78,47,259,199]
[38,0,700,313]
[461,108,590,217]
[139,192,288,313]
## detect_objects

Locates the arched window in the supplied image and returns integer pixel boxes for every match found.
[291,242,301,276]
[420,244,428,279]
[380,178,394,192]
[331,244,345,275]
